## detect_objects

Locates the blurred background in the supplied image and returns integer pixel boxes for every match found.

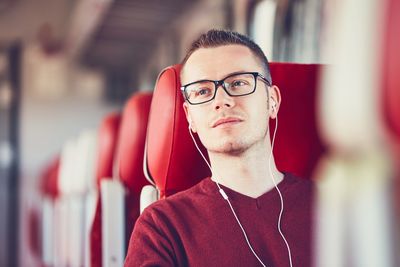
[0,0,398,266]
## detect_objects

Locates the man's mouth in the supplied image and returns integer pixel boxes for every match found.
[212,117,243,128]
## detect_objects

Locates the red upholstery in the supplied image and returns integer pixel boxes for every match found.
[145,63,325,199]
[115,92,153,252]
[146,65,210,198]
[269,63,325,178]
[382,0,400,140]
[90,112,121,267]
[117,92,153,194]
[90,93,152,267]
[37,157,59,267]
[95,113,122,189]
[40,157,60,199]
[381,0,400,225]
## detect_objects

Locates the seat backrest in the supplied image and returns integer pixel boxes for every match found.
[116,92,153,195]
[39,157,60,266]
[58,130,97,196]
[75,130,98,194]
[115,91,153,247]
[381,0,400,249]
[97,92,152,267]
[269,63,325,178]
[145,65,211,199]
[95,112,122,188]
[70,131,98,267]
[382,0,400,153]
[90,112,121,267]
[55,138,77,267]
[144,63,325,199]
[40,157,60,200]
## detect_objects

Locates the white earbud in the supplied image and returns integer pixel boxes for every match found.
[270,99,276,111]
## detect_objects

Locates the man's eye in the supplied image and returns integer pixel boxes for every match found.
[231,80,248,87]
[196,88,212,96]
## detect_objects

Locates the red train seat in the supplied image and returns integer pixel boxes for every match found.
[39,156,60,267]
[143,63,325,203]
[382,0,400,254]
[90,112,121,267]
[100,92,152,266]
[55,130,97,267]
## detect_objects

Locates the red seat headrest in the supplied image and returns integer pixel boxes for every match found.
[95,112,121,189]
[145,65,211,198]
[269,63,326,178]
[382,0,400,142]
[146,63,325,199]
[116,92,153,194]
[40,156,60,199]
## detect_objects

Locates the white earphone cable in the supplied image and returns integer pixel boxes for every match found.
[188,112,293,267]
[189,126,267,266]
[268,115,293,267]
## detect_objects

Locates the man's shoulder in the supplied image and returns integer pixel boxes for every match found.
[282,172,315,194]
[140,177,212,220]
[280,172,315,207]
[285,172,314,185]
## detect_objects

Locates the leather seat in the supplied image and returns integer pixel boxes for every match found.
[99,92,152,267]
[116,92,153,254]
[381,0,400,256]
[90,112,121,267]
[39,156,60,267]
[142,63,325,205]
[56,130,97,267]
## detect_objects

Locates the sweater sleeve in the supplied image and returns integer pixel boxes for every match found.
[124,207,177,267]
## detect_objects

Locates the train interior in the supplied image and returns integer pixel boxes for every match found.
[0,0,399,266]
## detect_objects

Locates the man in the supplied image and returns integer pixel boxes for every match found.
[124,29,313,267]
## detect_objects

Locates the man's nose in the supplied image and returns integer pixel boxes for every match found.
[213,84,235,110]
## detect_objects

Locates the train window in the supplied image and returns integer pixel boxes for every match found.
[249,0,324,63]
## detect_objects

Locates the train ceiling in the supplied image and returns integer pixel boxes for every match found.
[78,0,197,72]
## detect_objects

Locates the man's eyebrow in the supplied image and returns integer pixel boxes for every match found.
[187,70,255,83]
[220,70,251,78]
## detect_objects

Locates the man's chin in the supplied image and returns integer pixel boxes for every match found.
[207,141,250,156]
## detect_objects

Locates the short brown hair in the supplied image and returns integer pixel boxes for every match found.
[181,29,272,83]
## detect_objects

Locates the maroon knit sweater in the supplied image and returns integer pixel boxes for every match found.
[124,173,314,267]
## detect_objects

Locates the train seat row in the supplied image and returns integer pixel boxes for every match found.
[38,60,399,267]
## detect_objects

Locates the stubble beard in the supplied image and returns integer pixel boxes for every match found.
[204,124,270,157]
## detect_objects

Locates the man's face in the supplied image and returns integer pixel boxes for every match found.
[181,44,280,155]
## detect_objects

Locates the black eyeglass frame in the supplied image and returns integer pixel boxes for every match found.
[180,71,271,105]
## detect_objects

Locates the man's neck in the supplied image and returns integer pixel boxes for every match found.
[208,141,284,198]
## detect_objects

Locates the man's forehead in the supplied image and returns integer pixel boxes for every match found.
[181,45,263,83]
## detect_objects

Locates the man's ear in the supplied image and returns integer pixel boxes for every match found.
[183,102,197,132]
[269,85,281,119]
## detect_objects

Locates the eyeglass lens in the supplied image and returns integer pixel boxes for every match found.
[185,73,256,104]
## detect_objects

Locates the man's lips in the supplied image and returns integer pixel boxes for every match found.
[212,117,243,128]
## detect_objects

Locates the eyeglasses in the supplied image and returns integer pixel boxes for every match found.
[181,72,271,105]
